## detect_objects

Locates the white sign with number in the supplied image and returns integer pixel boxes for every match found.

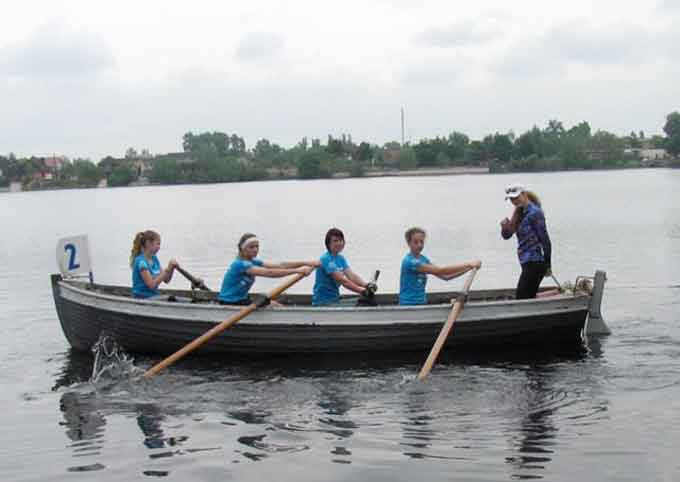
[56,235,93,277]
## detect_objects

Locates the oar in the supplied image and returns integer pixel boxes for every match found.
[143,271,310,378]
[417,267,479,381]
[176,265,210,290]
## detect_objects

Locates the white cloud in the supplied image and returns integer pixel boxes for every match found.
[493,20,670,77]
[413,23,501,48]
[0,0,678,159]
[235,32,284,62]
[0,23,114,77]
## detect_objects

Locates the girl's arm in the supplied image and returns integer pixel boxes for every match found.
[263,260,321,269]
[331,271,366,295]
[344,268,367,287]
[140,266,172,290]
[247,266,313,278]
[418,260,481,281]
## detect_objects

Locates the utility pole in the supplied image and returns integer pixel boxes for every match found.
[401,107,405,146]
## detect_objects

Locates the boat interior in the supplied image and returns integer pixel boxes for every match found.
[59,277,567,306]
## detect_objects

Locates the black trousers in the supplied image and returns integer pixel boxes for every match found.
[516,262,548,300]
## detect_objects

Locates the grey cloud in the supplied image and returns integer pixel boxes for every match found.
[399,61,462,85]
[657,0,680,13]
[0,24,115,77]
[494,20,661,77]
[235,32,284,62]
[414,23,500,48]
[545,21,652,65]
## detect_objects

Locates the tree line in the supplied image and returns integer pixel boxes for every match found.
[2,112,679,189]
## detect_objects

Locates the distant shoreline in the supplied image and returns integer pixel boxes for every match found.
[3,165,678,193]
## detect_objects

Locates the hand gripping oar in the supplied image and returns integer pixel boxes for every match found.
[417,267,479,381]
[175,265,210,291]
[143,270,311,378]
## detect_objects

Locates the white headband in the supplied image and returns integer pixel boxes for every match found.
[239,237,260,249]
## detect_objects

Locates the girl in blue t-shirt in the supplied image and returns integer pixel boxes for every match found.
[218,233,318,305]
[130,230,179,298]
[399,227,481,305]
[312,227,376,306]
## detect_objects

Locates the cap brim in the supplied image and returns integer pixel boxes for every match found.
[505,193,521,200]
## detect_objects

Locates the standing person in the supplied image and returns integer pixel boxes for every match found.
[312,228,377,306]
[218,233,316,305]
[399,227,481,305]
[130,230,178,299]
[500,184,552,299]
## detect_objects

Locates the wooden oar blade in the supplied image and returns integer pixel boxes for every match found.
[417,268,478,381]
[142,271,310,378]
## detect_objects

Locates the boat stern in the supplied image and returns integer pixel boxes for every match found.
[585,270,611,335]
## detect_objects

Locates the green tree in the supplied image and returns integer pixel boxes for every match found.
[399,147,417,170]
[663,111,680,157]
[73,159,103,185]
[650,135,666,149]
[326,135,344,156]
[109,164,134,186]
[356,142,372,161]
[297,149,332,178]
[349,160,365,177]
[447,131,469,164]
[491,133,513,163]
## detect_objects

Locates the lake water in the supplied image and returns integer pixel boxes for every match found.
[0,169,678,481]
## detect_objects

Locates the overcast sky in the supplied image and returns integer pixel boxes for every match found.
[1,0,678,160]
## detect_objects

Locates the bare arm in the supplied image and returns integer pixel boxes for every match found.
[417,260,481,281]
[263,260,320,269]
[331,271,365,295]
[247,266,312,278]
[140,266,173,290]
[344,268,367,287]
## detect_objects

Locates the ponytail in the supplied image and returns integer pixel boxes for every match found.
[510,191,543,231]
[130,230,160,267]
[526,190,542,208]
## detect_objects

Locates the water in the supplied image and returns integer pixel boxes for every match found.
[1,169,679,481]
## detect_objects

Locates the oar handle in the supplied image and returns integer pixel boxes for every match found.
[176,265,210,291]
[417,267,478,381]
[142,269,312,379]
[267,272,307,300]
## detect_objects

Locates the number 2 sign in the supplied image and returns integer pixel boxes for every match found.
[56,235,93,278]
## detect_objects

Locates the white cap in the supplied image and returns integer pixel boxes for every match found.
[504,184,525,200]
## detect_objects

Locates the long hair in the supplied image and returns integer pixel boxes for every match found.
[129,230,160,267]
[510,190,543,231]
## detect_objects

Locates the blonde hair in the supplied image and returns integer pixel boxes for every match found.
[510,190,543,231]
[405,227,426,242]
[129,230,160,267]
[526,190,541,207]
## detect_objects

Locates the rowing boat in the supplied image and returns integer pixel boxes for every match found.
[50,270,609,355]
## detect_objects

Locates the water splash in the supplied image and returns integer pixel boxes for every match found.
[90,335,143,383]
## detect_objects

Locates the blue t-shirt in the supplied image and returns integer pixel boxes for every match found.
[218,257,264,303]
[132,254,162,298]
[312,252,349,305]
[399,253,431,305]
